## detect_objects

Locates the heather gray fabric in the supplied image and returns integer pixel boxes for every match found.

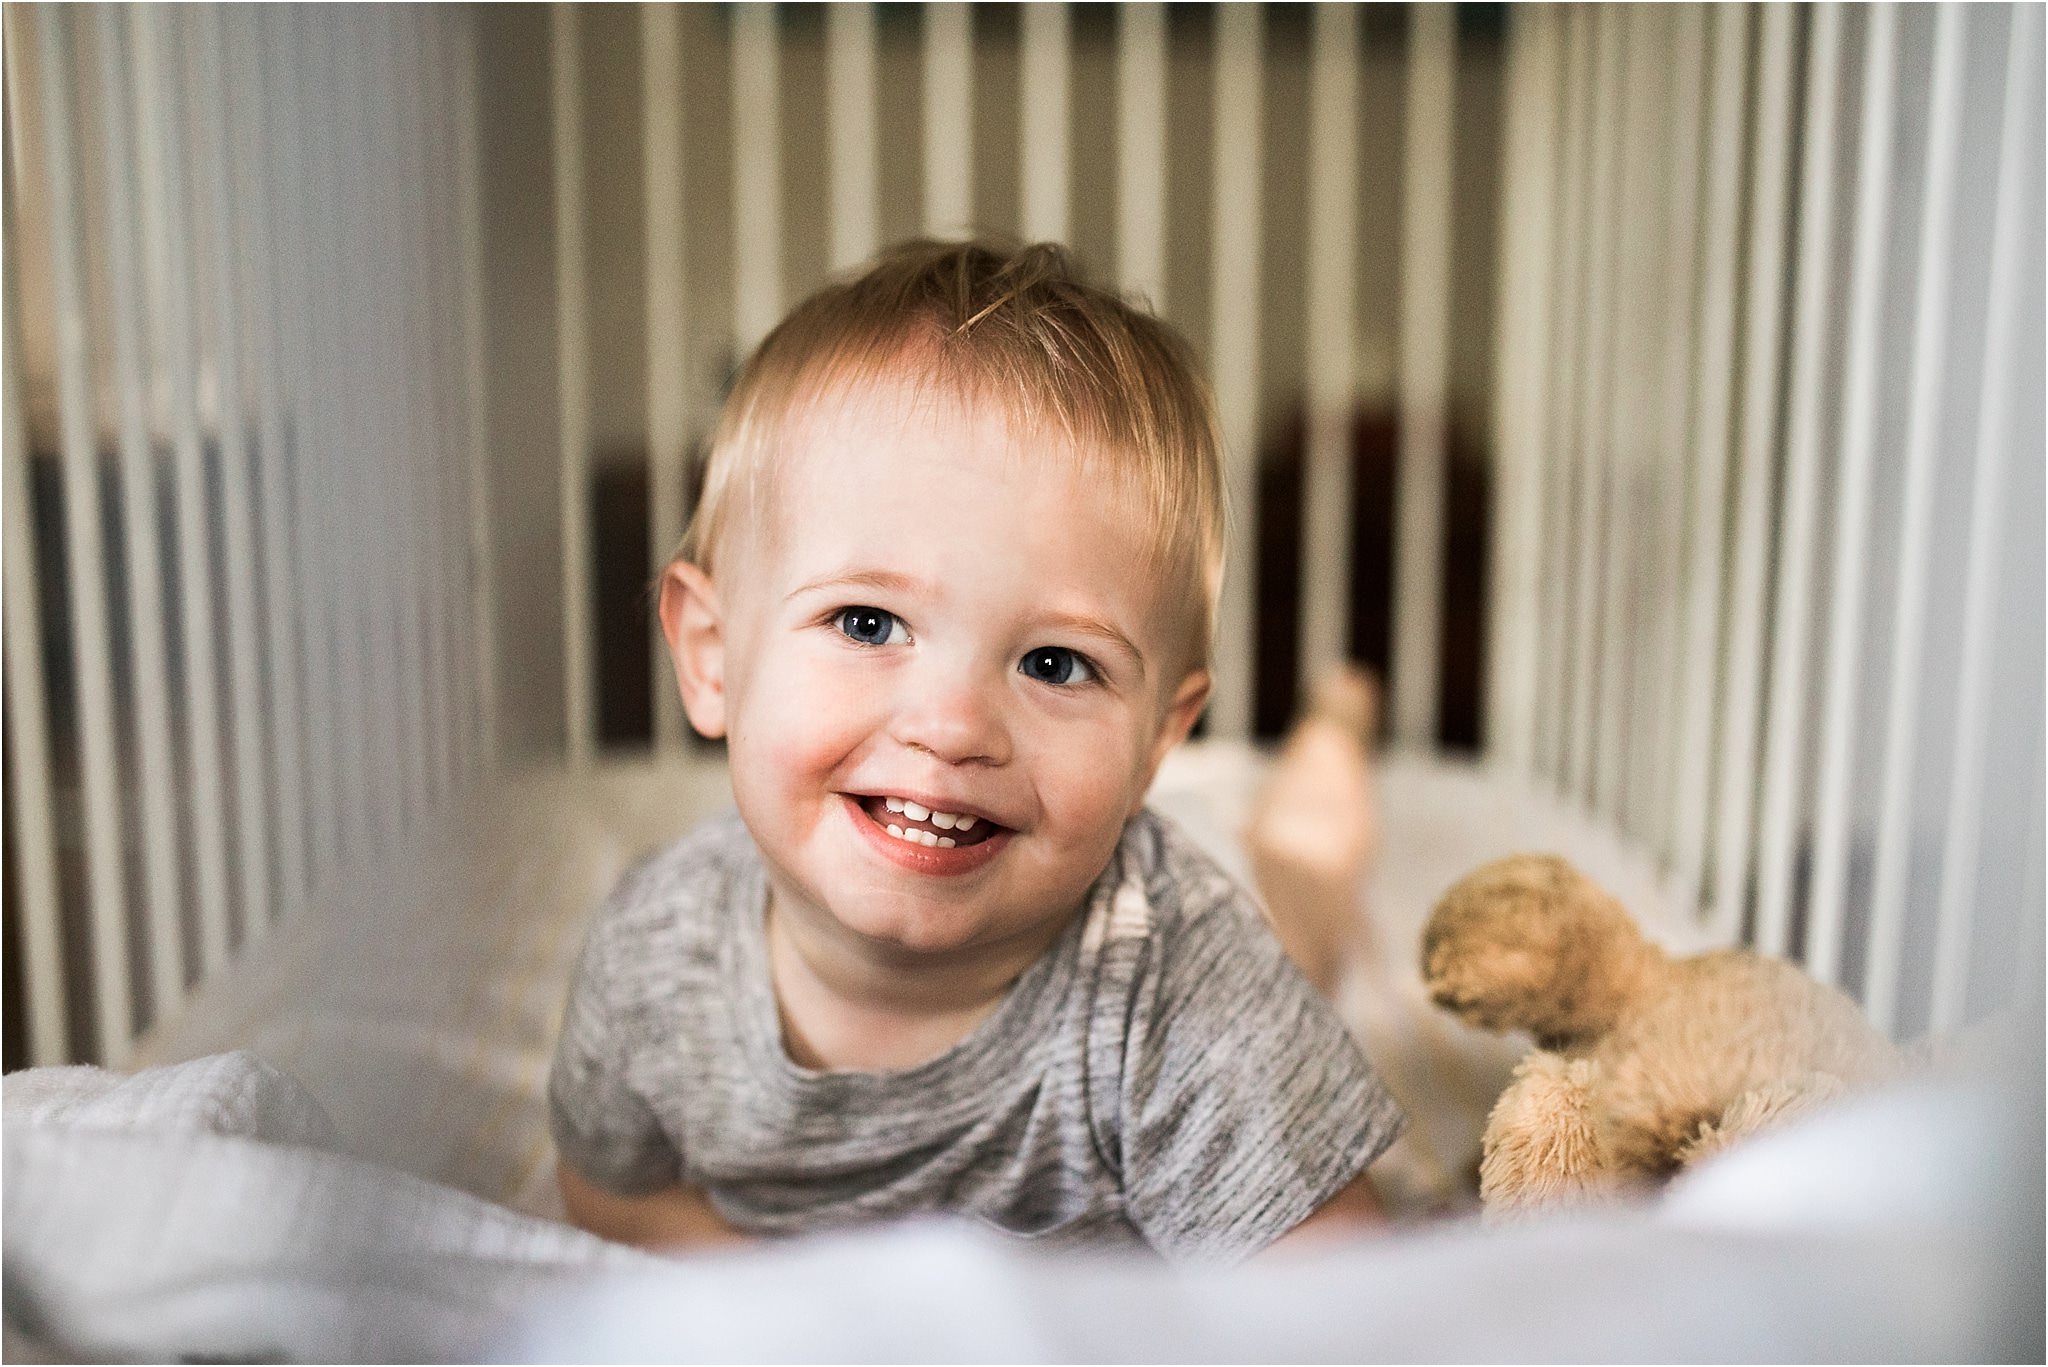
[548,807,1404,1265]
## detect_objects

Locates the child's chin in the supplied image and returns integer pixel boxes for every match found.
[832,900,983,957]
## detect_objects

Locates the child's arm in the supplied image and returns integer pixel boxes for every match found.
[557,1161,750,1252]
[1260,1170,1387,1257]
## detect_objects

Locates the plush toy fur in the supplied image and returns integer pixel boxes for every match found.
[1421,854,1903,1218]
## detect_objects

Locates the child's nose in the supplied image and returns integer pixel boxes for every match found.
[886,664,1012,766]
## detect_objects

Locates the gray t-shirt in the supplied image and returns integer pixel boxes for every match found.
[548,806,1405,1265]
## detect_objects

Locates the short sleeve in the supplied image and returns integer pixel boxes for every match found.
[1115,879,1405,1265]
[546,912,684,1194]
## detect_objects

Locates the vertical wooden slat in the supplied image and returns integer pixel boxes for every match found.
[91,7,188,1004]
[1299,3,1359,697]
[1644,4,1711,867]
[1667,4,1752,923]
[2,138,70,1065]
[1115,2,1167,311]
[644,5,688,752]
[191,4,273,948]
[1533,9,1592,784]
[922,3,973,235]
[1806,5,1899,987]
[415,9,460,809]
[1392,3,1456,750]
[457,10,499,779]
[828,3,879,270]
[1486,5,1561,776]
[731,4,781,355]
[1930,5,2042,1033]
[1865,5,1969,1037]
[227,5,309,924]
[396,9,442,820]
[1707,1,1798,945]
[1754,2,1845,957]
[1560,8,1621,800]
[552,4,594,765]
[1206,3,1263,742]
[36,8,135,1058]
[1019,1,1070,244]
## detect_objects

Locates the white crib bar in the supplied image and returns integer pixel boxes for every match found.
[1298,3,1359,699]
[1483,4,1558,775]
[414,10,460,812]
[227,7,310,928]
[1930,6,2042,1033]
[458,13,499,780]
[1865,6,1969,1037]
[1754,2,1846,959]
[828,3,879,272]
[1667,4,1751,924]
[191,4,273,951]
[1708,2,1798,946]
[552,4,594,766]
[644,5,689,752]
[1391,4,1454,750]
[732,5,782,360]
[1806,5,1900,988]
[42,8,141,1058]
[393,11,438,825]
[1020,3,1070,247]
[1115,3,1167,313]
[922,4,973,236]
[91,7,190,1008]
[2,180,69,1066]
[1206,3,1262,742]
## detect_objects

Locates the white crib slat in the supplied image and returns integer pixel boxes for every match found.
[1643,4,1710,860]
[732,5,782,357]
[35,9,136,1059]
[1930,5,2042,1034]
[1668,4,1751,925]
[90,7,189,1007]
[227,7,309,924]
[828,3,878,270]
[1299,2,1359,697]
[2,166,70,1065]
[1534,9,1593,784]
[457,12,499,780]
[1708,2,1799,946]
[644,5,688,752]
[1483,5,1559,774]
[1754,3,1846,958]
[415,10,460,811]
[551,5,594,765]
[1115,2,1167,311]
[191,4,274,949]
[1207,3,1262,742]
[1806,5,1900,987]
[1020,2,1070,245]
[1392,3,1455,750]
[395,10,441,821]
[922,4,973,235]
[1866,6,1969,1038]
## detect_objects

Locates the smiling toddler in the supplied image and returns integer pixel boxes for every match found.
[547,239,1405,1264]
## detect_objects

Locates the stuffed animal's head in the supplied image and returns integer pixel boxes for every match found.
[1421,854,1661,1048]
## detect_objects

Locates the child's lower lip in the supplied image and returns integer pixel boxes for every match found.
[841,794,1011,876]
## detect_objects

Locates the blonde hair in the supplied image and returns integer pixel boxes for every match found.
[678,238,1228,672]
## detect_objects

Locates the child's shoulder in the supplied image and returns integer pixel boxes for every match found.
[1119,805,1268,943]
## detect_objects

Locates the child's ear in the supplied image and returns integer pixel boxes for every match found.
[659,561,728,739]
[1134,668,1212,807]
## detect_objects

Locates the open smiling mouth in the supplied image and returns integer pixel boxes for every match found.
[853,795,1005,849]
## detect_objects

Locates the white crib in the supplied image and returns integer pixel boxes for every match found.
[4,0,2043,1277]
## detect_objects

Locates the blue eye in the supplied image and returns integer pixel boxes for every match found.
[1020,647,1096,687]
[835,606,902,646]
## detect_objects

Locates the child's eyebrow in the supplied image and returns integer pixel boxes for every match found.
[787,569,1148,675]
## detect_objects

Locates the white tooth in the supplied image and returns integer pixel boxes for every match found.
[938,837,957,848]
[954,815,978,832]
[918,830,938,847]
[931,811,958,830]
[902,801,930,822]
[887,825,905,838]
[885,796,905,814]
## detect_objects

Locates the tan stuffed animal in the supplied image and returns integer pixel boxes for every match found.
[1421,853,1903,1219]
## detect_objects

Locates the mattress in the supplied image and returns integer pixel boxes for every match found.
[130,742,1715,1222]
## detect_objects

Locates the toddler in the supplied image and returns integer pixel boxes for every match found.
[548,240,1405,1264]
